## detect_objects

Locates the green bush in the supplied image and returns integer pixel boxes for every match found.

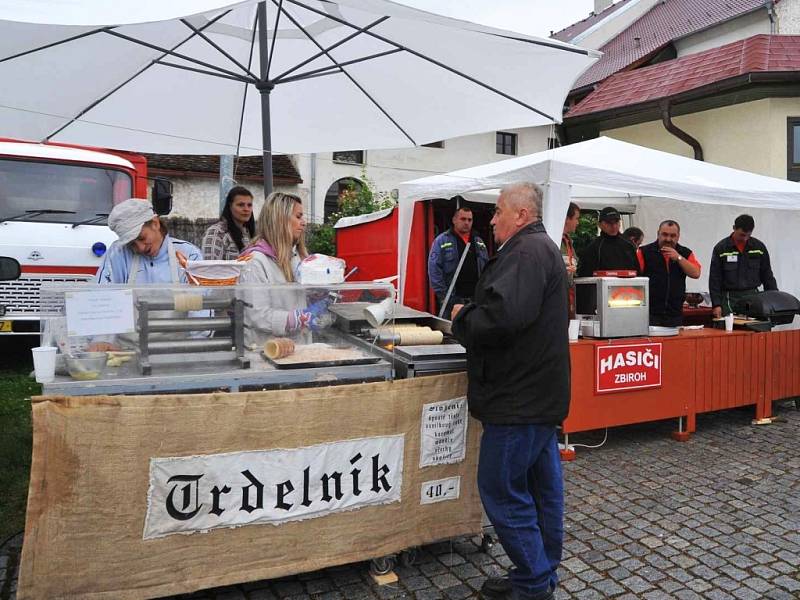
[573,211,599,257]
[305,222,336,255]
[306,168,395,256]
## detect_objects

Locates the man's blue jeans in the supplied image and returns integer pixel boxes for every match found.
[478,423,564,597]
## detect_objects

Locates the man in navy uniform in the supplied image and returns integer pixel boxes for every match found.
[428,203,488,316]
[709,214,777,317]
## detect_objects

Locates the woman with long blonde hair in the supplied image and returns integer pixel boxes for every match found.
[239,192,326,348]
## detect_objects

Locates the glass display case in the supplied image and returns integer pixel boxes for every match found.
[38,281,396,393]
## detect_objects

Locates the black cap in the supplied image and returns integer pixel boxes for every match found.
[599,206,621,222]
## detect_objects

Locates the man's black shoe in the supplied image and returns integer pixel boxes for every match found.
[480,576,512,598]
[479,577,554,600]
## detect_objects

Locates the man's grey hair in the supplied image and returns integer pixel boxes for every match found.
[500,182,543,221]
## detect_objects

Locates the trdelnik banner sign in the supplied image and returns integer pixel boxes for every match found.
[143,435,404,539]
[596,342,662,394]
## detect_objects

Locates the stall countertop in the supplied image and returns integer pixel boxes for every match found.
[571,327,752,347]
[42,350,391,396]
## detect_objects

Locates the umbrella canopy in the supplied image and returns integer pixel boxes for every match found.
[0,0,599,194]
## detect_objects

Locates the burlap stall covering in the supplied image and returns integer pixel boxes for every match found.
[19,373,481,600]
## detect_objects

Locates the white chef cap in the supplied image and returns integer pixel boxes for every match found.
[108,199,155,245]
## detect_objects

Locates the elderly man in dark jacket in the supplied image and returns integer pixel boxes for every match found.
[451,182,570,600]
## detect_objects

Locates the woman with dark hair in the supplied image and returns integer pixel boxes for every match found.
[201,185,255,260]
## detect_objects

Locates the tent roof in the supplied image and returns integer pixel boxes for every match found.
[398,136,800,209]
[396,137,800,301]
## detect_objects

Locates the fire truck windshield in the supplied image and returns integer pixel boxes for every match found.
[0,158,132,224]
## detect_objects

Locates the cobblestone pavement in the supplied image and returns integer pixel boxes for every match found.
[2,401,799,600]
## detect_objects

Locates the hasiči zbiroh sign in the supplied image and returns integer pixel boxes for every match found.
[595,342,662,393]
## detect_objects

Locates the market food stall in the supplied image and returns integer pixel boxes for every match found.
[19,281,484,600]
[20,374,481,600]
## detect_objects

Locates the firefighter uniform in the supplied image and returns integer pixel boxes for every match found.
[709,235,777,316]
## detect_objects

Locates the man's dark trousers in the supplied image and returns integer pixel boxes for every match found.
[478,423,563,598]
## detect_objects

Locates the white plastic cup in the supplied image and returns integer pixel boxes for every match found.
[31,346,57,383]
[724,313,734,332]
[568,319,580,341]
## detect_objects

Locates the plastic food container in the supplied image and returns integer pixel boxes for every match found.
[65,352,107,381]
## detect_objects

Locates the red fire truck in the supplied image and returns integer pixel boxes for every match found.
[0,139,158,335]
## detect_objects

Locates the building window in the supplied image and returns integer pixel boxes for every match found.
[332,150,364,165]
[788,117,800,182]
[422,141,444,149]
[496,132,517,155]
[323,177,363,221]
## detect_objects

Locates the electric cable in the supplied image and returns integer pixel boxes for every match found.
[569,428,609,449]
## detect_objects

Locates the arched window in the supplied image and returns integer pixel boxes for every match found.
[323,177,363,221]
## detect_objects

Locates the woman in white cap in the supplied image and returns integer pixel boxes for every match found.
[88,199,206,352]
[95,198,202,284]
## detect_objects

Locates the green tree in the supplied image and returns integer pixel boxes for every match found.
[305,167,395,255]
[572,210,599,258]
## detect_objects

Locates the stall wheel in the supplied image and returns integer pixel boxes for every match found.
[369,555,396,576]
[480,534,495,553]
[399,547,418,567]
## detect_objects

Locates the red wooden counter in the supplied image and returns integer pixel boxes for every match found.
[762,329,800,417]
[563,334,695,440]
[561,328,787,455]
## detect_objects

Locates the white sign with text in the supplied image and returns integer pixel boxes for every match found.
[65,289,135,337]
[420,476,461,505]
[143,435,404,539]
[420,397,468,467]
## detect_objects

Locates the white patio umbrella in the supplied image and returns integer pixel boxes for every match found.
[0,0,599,195]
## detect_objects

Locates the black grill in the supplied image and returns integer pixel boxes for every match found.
[743,291,800,326]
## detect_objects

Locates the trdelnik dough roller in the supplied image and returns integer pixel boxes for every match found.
[328,300,466,378]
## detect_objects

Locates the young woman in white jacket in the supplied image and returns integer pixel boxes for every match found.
[239,192,329,350]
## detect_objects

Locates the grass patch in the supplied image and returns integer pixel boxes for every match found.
[0,367,38,540]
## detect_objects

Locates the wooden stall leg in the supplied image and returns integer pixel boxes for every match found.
[559,433,576,462]
[671,416,692,442]
[753,394,771,423]
[369,555,398,585]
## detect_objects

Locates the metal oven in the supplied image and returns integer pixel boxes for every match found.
[575,276,649,338]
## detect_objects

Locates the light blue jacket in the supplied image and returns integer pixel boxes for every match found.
[95,235,202,284]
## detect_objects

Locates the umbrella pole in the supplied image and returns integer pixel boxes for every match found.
[257,1,274,198]
[259,86,274,197]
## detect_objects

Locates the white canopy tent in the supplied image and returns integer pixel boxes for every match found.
[397,137,800,299]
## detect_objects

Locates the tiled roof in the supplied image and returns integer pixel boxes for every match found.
[551,0,636,42]
[567,35,800,118]
[572,0,767,89]
[144,154,302,183]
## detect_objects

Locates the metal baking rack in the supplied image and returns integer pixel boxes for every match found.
[136,296,249,375]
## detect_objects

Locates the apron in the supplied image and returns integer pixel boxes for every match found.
[128,240,180,284]
[122,241,193,347]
